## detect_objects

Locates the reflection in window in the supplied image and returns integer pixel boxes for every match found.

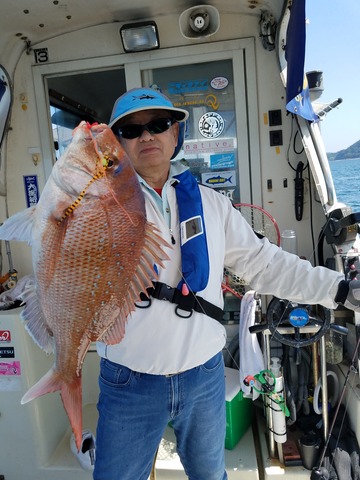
[51,106,75,159]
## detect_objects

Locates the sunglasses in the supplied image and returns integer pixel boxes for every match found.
[118,118,175,139]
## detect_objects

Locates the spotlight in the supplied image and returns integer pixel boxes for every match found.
[120,21,160,53]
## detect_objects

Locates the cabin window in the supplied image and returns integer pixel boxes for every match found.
[142,60,239,203]
[47,68,126,159]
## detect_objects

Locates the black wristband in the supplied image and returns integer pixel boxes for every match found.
[334,280,349,305]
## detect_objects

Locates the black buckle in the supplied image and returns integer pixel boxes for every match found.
[135,281,223,321]
[175,306,193,318]
[135,291,152,309]
[153,282,176,302]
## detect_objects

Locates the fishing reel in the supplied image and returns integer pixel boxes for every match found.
[250,298,348,348]
[322,207,360,247]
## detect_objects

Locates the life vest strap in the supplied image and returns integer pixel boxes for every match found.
[141,281,224,321]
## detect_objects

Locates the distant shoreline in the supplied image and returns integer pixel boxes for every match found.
[328,156,360,161]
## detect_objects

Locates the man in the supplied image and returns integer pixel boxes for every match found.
[93,86,360,480]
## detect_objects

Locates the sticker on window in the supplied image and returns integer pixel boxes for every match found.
[198,112,225,138]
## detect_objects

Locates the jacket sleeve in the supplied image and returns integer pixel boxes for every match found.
[223,203,343,309]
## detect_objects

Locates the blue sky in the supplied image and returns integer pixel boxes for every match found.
[305,0,360,153]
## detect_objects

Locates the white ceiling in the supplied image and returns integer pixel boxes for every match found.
[0,0,283,59]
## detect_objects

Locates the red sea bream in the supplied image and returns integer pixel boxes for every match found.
[0,122,170,450]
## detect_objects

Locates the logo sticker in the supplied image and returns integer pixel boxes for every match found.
[0,360,21,375]
[0,330,11,342]
[23,175,39,207]
[199,112,225,138]
[205,94,220,110]
[183,138,234,154]
[168,79,208,94]
[174,93,220,110]
[210,76,229,90]
[201,170,236,188]
[218,189,236,201]
[210,153,235,169]
[0,346,15,358]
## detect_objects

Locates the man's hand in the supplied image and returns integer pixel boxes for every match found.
[335,279,360,312]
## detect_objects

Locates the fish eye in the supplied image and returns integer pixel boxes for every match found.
[102,154,117,169]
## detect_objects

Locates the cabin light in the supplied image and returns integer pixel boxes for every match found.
[120,21,160,53]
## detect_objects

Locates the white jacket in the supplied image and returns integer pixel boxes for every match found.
[97,162,343,374]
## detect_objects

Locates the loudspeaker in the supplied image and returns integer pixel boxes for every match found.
[179,5,220,39]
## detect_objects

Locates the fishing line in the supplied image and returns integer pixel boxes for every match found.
[313,333,360,476]
[59,123,141,229]
[91,126,142,229]
[57,171,106,224]
[58,124,108,223]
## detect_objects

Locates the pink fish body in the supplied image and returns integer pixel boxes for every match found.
[0,122,169,449]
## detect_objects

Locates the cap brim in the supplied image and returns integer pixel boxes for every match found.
[109,105,189,129]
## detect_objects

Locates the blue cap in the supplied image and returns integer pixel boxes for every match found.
[109,87,189,159]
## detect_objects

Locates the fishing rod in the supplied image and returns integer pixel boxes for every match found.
[310,332,360,480]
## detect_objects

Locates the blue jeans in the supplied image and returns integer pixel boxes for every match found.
[93,351,227,480]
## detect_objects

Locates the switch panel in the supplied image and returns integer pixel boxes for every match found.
[269,130,283,146]
[268,109,282,126]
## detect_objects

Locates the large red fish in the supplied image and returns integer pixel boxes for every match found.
[0,122,170,450]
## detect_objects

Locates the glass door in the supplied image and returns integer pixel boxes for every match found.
[138,39,260,205]
[142,60,240,203]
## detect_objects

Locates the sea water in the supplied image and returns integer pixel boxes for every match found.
[330,158,360,212]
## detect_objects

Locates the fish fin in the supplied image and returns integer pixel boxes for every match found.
[0,206,36,245]
[21,367,61,404]
[101,222,171,346]
[142,221,171,268]
[21,367,83,451]
[97,304,127,345]
[76,338,92,376]
[20,280,55,354]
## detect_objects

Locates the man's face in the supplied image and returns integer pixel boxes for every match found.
[117,109,179,180]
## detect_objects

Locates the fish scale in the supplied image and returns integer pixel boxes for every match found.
[0,121,170,450]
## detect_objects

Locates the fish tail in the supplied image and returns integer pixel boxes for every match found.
[21,367,83,451]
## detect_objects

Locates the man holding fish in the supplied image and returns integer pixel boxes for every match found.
[92,87,360,479]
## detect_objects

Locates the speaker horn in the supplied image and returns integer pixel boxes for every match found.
[179,5,220,39]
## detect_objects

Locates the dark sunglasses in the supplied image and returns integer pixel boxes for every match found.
[118,118,175,139]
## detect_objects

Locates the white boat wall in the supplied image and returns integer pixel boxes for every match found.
[0,1,359,479]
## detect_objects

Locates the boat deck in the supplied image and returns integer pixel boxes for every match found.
[46,403,313,480]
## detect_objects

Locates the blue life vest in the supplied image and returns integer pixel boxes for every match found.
[173,170,210,293]
[139,169,222,320]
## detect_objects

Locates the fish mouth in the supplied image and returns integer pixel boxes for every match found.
[74,122,108,142]
[89,124,107,135]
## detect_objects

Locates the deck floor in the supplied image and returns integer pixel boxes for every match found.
[47,403,313,479]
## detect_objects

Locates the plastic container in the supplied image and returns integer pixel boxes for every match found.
[281,229,297,255]
[224,367,253,449]
[325,329,343,364]
[298,434,321,470]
